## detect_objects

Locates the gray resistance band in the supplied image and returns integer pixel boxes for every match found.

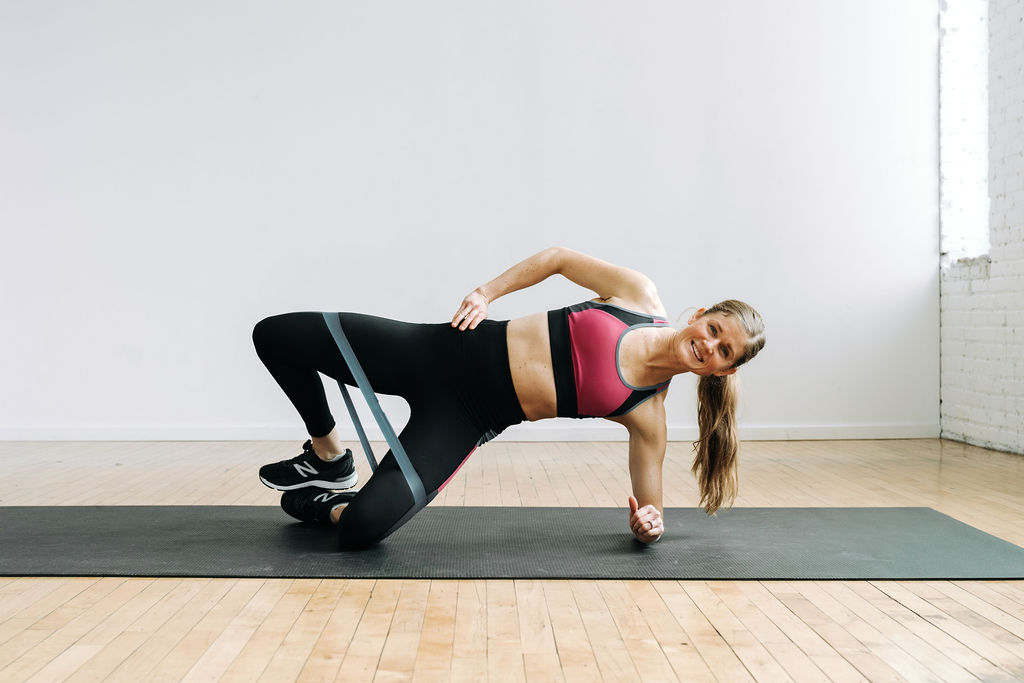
[321,312,426,507]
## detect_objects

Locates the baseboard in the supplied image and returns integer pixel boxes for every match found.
[0,422,941,442]
[940,430,1023,456]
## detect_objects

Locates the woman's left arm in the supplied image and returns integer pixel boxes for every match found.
[609,398,666,543]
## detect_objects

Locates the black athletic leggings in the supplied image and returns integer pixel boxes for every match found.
[252,312,525,548]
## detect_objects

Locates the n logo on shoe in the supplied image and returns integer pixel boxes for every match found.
[293,461,319,478]
[314,492,341,503]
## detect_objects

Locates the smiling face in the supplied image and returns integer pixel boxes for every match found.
[679,309,749,376]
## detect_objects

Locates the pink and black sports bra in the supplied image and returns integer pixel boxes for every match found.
[547,300,671,418]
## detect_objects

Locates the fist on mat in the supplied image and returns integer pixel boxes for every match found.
[628,495,663,543]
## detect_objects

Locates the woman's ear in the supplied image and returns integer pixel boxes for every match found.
[687,307,707,325]
[713,367,738,377]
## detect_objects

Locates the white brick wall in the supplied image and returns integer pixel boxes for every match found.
[940,0,1024,454]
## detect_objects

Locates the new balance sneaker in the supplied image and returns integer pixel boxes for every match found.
[259,440,358,491]
[280,488,356,525]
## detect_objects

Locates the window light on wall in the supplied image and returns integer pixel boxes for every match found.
[939,0,989,266]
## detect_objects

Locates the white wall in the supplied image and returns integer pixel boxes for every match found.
[0,1,940,442]
[940,0,1024,455]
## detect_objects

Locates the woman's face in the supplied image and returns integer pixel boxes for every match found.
[679,309,747,376]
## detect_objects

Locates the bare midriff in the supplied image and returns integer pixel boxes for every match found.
[506,312,559,421]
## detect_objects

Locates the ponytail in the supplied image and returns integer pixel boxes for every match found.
[687,299,765,515]
[692,373,740,515]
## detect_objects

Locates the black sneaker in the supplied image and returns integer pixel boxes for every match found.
[280,488,356,525]
[259,440,358,491]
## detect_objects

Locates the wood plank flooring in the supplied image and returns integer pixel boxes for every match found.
[0,438,1022,681]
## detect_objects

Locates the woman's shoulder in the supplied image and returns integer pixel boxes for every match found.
[591,294,669,320]
[605,391,668,434]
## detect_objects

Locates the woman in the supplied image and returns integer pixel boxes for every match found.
[252,247,765,548]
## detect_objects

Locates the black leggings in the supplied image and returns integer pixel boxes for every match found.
[252,312,525,548]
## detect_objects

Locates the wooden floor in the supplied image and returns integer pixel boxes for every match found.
[1,438,1023,682]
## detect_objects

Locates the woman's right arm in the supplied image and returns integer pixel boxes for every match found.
[452,247,657,330]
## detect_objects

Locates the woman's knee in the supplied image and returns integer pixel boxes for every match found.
[251,314,282,354]
[334,467,419,549]
[252,312,311,358]
[335,513,380,549]
[335,499,405,549]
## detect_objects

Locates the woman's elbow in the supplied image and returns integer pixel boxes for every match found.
[541,246,567,273]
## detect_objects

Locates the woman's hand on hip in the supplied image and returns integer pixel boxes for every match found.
[628,495,664,543]
[452,289,489,331]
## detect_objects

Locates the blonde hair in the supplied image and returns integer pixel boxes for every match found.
[691,300,766,514]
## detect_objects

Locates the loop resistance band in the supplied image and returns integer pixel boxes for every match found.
[321,312,427,507]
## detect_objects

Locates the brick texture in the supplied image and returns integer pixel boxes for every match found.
[940,0,1024,453]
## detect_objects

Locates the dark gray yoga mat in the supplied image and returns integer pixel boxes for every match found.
[2,506,1022,579]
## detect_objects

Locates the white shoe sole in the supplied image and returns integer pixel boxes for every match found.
[259,470,358,492]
